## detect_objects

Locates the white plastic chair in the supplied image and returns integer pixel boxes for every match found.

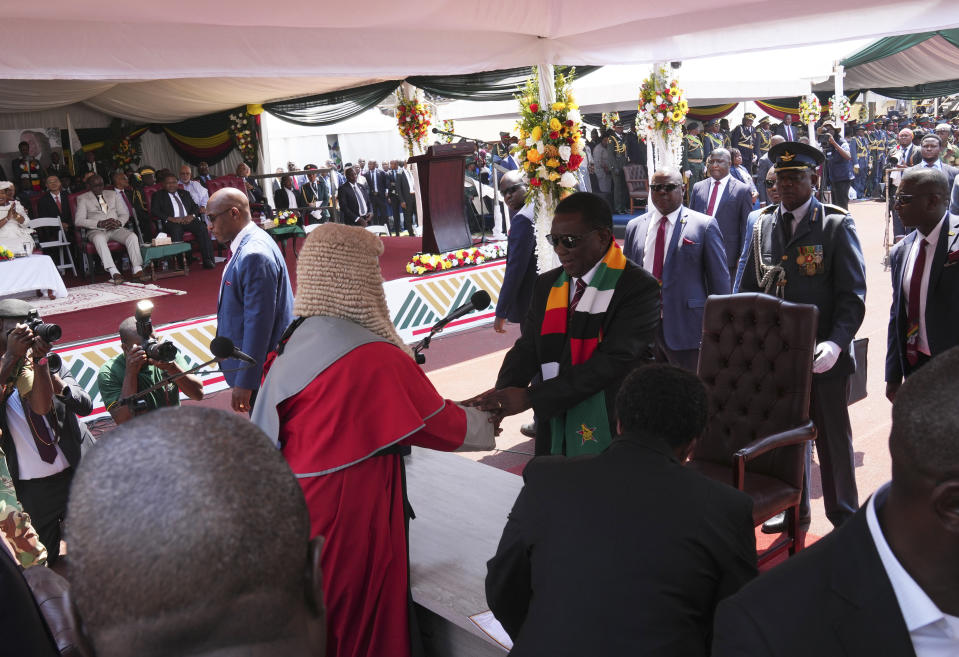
[27,217,77,277]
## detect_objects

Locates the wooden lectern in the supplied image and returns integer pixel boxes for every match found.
[409,142,476,253]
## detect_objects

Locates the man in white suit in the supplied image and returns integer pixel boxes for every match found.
[74,174,145,284]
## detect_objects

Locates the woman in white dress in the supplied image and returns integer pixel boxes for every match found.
[0,181,34,253]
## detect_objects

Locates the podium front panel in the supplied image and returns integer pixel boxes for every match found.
[426,159,472,253]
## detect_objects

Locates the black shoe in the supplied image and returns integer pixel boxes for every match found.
[761,511,811,534]
[520,422,537,438]
[202,260,215,269]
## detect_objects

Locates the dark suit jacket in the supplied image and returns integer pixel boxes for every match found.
[495,258,661,455]
[738,198,867,378]
[495,206,537,324]
[774,123,801,142]
[712,495,916,657]
[690,176,754,281]
[396,168,415,206]
[245,176,264,204]
[272,186,306,211]
[36,190,72,225]
[487,435,757,657]
[364,169,389,201]
[150,188,199,222]
[300,178,329,206]
[885,213,959,384]
[336,182,372,224]
[623,206,730,351]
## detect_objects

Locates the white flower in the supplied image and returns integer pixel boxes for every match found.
[537,166,549,178]
[656,112,664,122]
[559,171,578,188]
[655,95,663,105]
[558,145,572,162]
[567,108,581,123]
[536,140,545,154]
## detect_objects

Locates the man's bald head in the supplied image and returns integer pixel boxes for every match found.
[207,187,252,245]
[67,407,325,657]
[769,135,785,148]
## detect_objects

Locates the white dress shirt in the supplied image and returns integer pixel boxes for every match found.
[570,259,601,302]
[902,213,945,356]
[4,392,69,480]
[284,188,298,209]
[180,179,209,209]
[704,174,731,217]
[642,206,682,273]
[352,183,368,216]
[867,484,959,656]
[168,191,187,217]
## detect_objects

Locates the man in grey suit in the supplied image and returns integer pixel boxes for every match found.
[689,148,754,287]
[74,174,145,284]
[624,168,730,370]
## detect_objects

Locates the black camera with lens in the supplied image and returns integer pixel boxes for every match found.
[25,309,61,343]
[134,300,178,363]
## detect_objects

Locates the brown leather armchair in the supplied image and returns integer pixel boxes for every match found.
[624,164,648,212]
[688,293,818,564]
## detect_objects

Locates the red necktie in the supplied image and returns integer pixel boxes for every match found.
[652,216,667,282]
[568,278,588,316]
[27,407,58,464]
[54,194,62,212]
[905,239,928,366]
[706,180,720,216]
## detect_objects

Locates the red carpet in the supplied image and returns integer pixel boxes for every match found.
[53,235,425,344]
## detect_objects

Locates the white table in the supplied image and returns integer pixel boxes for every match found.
[0,254,68,300]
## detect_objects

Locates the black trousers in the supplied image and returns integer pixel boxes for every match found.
[829,179,851,210]
[15,468,73,564]
[163,218,214,264]
[799,375,858,527]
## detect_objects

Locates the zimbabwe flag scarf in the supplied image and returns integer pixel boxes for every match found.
[539,240,626,456]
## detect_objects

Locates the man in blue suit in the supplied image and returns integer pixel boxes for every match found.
[734,166,780,293]
[625,168,729,371]
[885,167,959,403]
[494,171,536,334]
[739,141,867,533]
[690,148,753,288]
[207,187,294,414]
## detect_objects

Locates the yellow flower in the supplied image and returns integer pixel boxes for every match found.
[545,158,560,168]
[551,101,566,111]
[549,117,562,131]
[531,125,543,141]
[549,172,560,181]
[526,149,543,163]
[671,110,683,122]
[520,129,528,139]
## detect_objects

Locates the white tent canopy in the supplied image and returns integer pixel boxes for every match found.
[3,1,959,122]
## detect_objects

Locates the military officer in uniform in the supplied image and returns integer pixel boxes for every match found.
[703,119,726,159]
[608,120,629,214]
[936,123,959,166]
[492,131,512,167]
[731,112,757,174]
[850,125,870,199]
[753,116,772,165]
[682,121,706,188]
[867,122,884,198]
[739,141,867,535]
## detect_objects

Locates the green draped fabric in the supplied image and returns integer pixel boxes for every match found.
[859,79,959,100]
[262,80,402,127]
[409,66,599,102]
[841,29,959,68]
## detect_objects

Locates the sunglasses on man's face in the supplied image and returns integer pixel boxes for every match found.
[649,183,681,193]
[894,192,932,206]
[545,229,597,249]
[764,179,777,188]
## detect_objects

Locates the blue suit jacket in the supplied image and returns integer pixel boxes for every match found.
[495,206,537,324]
[216,226,294,390]
[733,208,762,293]
[690,176,753,284]
[885,213,959,384]
[624,206,730,351]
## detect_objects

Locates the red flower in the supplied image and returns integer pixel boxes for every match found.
[558,164,567,173]
[568,153,583,169]
[549,131,559,139]
[565,120,574,127]
[530,177,541,187]
[529,103,539,113]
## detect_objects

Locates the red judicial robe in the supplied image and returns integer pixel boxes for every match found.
[265,341,470,657]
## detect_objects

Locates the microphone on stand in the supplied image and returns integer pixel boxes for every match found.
[432,127,456,137]
[412,291,492,363]
[210,336,257,364]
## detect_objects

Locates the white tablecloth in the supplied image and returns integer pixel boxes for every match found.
[0,255,68,299]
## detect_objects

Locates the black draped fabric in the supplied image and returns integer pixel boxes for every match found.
[409,65,600,102]
[858,80,959,99]
[263,81,402,126]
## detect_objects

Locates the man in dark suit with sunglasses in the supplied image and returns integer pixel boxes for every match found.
[624,168,729,371]
[466,192,661,456]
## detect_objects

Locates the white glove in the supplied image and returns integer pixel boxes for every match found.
[812,341,841,374]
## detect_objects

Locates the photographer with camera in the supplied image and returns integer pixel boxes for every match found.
[817,120,855,210]
[0,299,88,564]
[98,304,203,425]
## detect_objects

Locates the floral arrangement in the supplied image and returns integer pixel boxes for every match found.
[405,243,507,276]
[514,69,584,200]
[441,119,455,143]
[396,90,432,158]
[267,210,298,227]
[229,111,258,163]
[111,137,140,169]
[799,95,822,125]
[0,246,13,261]
[828,95,852,123]
[601,112,620,130]
[637,64,689,168]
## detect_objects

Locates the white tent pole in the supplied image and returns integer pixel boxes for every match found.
[259,112,273,175]
[834,62,845,139]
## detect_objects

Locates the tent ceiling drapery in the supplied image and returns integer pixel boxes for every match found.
[2,1,959,122]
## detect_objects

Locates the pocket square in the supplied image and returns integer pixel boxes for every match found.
[682,237,697,245]
[225,280,232,286]
[947,249,959,264]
